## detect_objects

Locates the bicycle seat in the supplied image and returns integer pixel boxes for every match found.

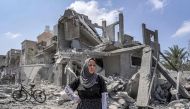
[29,83,35,88]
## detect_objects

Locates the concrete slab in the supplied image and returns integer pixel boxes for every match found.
[136,47,152,107]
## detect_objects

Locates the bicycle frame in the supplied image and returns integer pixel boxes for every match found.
[19,84,35,100]
[13,83,46,103]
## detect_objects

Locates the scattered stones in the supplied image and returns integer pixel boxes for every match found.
[0,75,190,109]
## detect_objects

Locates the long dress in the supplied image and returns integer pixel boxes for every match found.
[69,75,107,109]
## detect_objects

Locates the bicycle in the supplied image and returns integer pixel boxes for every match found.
[12,83,46,103]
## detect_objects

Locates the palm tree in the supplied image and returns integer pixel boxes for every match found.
[162,45,187,70]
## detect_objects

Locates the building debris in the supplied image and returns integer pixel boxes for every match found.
[0,9,190,109]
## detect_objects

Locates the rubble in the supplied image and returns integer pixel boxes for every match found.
[167,99,190,109]
[0,8,190,109]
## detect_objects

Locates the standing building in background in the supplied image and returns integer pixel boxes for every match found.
[20,40,37,65]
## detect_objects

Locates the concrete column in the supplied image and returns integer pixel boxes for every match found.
[154,30,159,59]
[154,30,158,42]
[106,24,115,41]
[119,13,124,44]
[142,23,148,45]
[136,47,152,107]
[102,20,107,38]
[55,64,63,86]
[57,22,70,51]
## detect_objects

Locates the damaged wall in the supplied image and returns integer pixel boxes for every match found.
[58,22,71,51]
[21,40,37,65]
[20,64,52,84]
[0,55,6,68]
[54,9,144,86]
[103,50,142,80]
[6,49,21,67]
[103,55,120,76]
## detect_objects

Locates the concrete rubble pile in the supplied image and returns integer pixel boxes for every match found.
[1,9,190,109]
[54,75,137,109]
[0,82,77,109]
[106,76,136,109]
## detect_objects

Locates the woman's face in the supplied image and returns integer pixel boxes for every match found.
[87,60,96,74]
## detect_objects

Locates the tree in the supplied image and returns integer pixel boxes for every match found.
[162,45,188,70]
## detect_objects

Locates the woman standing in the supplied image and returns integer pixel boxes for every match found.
[65,58,108,109]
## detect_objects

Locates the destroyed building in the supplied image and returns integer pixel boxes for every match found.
[0,55,6,80]
[0,49,21,84]
[18,26,57,84]
[5,49,21,76]
[36,26,57,64]
[21,40,37,65]
[0,55,6,68]
[54,9,146,86]
[1,9,190,108]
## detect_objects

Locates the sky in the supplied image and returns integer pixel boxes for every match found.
[0,0,190,55]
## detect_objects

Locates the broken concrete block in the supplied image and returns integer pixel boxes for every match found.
[136,47,152,107]
[109,101,123,109]
[118,98,127,107]
[57,99,66,105]
[0,92,10,99]
[117,92,135,103]
[126,73,139,99]
[107,81,120,92]
[167,99,189,109]
[3,88,12,94]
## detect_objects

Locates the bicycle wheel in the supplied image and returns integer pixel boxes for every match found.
[33,90,46,103]
[12,90,27,102]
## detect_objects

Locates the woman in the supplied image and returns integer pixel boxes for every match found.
[65,58,108,109]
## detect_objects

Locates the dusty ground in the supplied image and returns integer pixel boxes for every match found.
[1,81,190,109]
[0,101,77,109]
[0,83,78,109]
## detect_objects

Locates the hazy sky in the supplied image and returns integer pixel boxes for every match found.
[0,0,190,55]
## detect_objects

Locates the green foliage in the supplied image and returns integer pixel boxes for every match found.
[162,45,188,70]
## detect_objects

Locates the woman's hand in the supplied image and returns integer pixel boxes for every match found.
[73,95,80,103]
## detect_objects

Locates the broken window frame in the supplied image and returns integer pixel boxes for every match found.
[130,54,142,67]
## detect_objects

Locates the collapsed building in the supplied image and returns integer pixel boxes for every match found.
[0,49,21,84]
[1,9,190,108]
[0,55,6,70]
[55,9,144,86]
[0,55,6,82]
